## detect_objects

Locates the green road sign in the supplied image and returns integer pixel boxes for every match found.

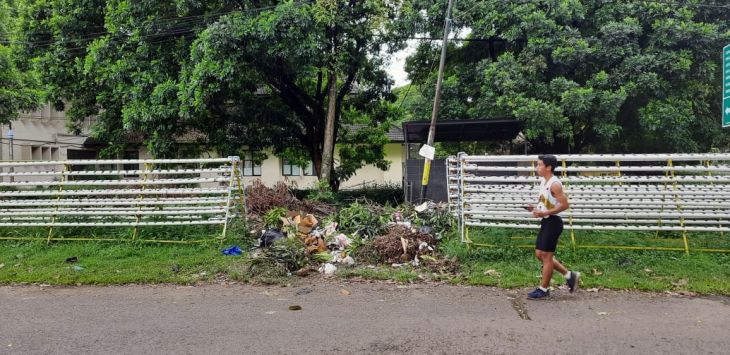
[724,44,730,127]
[725,97,730,128]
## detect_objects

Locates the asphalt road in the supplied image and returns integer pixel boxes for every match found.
[1,279,728,354]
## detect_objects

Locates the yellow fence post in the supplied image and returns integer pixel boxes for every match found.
[667,159,690,254]
[656,159,673,238]
[233,160,247,219]
[132,162,152,241]
[47,163,70,244]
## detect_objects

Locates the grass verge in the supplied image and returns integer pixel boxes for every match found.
[1,226,729,295]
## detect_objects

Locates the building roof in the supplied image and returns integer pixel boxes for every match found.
[83,131,205,146]
[401,119,523,143]
[342,124,405,143]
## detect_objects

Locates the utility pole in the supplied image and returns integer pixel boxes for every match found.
[419,0,455,202]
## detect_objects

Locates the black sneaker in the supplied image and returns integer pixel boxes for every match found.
[567,271,581,293]
[527,288,550,300]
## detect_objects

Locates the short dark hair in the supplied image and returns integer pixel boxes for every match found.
[538,154,558,172]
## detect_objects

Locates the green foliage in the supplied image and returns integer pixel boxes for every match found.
[14,0,415,183]
[337,182,404,205]
[306,180,336,203]
[335,200,393,238]
[311,251,334,263]
[410,205,455,236]
[254,237,309,272]
[262,207,287,229]
[406,0,730,153]
[0,0,40,124]
[295,182,404,205]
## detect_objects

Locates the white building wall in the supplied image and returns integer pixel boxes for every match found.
[2,104,404,188]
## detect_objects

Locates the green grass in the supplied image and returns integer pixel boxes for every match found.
[440,229,730,295]
[0,240,254,285]
[0,221,259,285]
[1,223,729,295]
[464,226,730,252]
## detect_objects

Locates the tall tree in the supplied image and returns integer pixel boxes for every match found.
[406,0,730,153]
[180,0,411,187]
[16,0,413,189]
[0,0,40,124]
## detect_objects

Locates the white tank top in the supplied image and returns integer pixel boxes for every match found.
[537,175,562,218]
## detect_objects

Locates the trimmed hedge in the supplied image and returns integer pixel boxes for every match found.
[293,183,404,206]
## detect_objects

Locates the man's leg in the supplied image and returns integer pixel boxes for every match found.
[536,250,554,289]
[553,257,581,293]
[552,257,568,275]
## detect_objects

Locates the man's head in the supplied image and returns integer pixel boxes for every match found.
[537,154,558,177]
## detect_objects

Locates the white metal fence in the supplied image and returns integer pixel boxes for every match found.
[449,153,730,253]
[0,157,246,243]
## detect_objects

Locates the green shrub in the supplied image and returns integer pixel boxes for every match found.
[335,200,392,238]
[336,182,403,205]
[262,207,287,229]
[306,180,336,203]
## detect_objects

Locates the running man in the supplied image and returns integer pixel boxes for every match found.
[524,154,580,299]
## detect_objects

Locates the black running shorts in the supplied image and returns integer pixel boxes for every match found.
[536,215,563,252]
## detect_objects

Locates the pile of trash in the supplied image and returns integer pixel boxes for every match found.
[371,225,437,265]
[255,211,356,276]
[247,200,455,278]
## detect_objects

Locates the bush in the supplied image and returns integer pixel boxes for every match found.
[335,200,392,238]
[336,183,404,205]
[306,180,336,203]
[294,182,404,206]
[263,207,287,229]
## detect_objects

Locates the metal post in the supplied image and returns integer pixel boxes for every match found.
[419,0,455,202]
[221,157,238,243]
[47,163,70,244]
[132,162,152,240]
[8,124,14,183]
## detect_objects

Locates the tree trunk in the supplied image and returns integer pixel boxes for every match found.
[320,69,337,185]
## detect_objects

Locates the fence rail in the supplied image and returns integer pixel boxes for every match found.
[449,153,730,253]
[0,157,246,243]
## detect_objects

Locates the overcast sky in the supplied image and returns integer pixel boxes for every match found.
[384,28,471,88]
[384,40,418,88]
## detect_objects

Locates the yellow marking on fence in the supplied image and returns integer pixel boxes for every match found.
[467,240,730,253]
[47,163,70,244]
[132,162,153,240]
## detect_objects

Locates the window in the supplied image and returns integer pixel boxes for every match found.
[283,160,315,176]
[242,151,261,176]
[66,149,99,175]
[303,162,315,176]
[123,151,139,175]
[31,146,41,160]
[407,143,420,159]
[282,160,301,176]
